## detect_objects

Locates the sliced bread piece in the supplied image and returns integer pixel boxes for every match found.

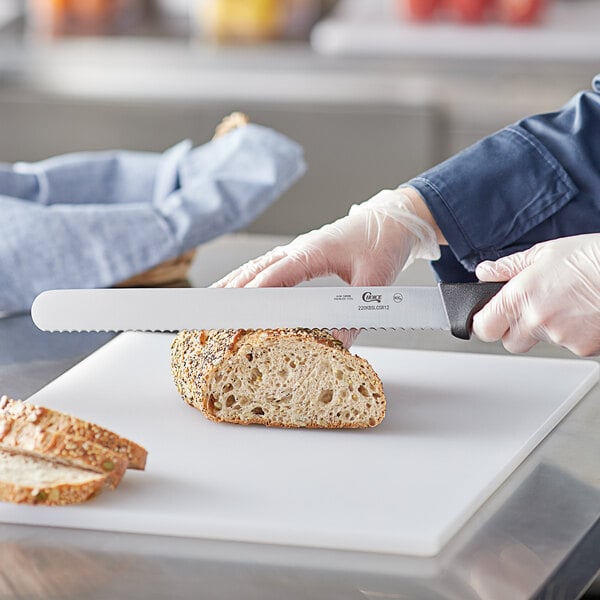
[171,329,386,428]
[0,396,147,470]
[0,448,106,505]
[0,412,128,489]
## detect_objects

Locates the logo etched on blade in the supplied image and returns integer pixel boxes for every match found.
[362,292,382,303]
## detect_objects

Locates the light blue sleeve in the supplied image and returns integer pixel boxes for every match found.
[0,125,306,314]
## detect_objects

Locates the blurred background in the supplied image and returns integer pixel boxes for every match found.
[0,0,598,235]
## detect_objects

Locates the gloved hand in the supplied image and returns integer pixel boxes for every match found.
[473,234,600,356]
[213,187,441,346]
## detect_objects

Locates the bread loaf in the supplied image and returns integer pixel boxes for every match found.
[171,329,386,428]
[0,449,106,505]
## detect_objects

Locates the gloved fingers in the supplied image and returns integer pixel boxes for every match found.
[331,328,360,349]
[540,316,600,357]
[244,245,334,288]
[474,269,551,353]
[499,325,540,354]
[475,246,538,282]
[213,223,345,288]
[474,246,542,349]
[472,279,528,343]
[472,303,510,343]
[561,335,600,357]
[473,302,540,354]
[242,224,363,287]
[211,246,289,288]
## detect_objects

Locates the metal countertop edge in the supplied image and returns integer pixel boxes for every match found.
[531,518,600,600]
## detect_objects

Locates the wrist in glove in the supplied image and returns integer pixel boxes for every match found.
[349,188,441,270]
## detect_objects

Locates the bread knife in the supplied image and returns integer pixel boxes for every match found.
[31,282,504,340]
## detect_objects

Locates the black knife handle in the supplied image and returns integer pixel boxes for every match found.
[439,282,505,340]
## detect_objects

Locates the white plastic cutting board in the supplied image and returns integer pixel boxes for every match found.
[2,333,597,556]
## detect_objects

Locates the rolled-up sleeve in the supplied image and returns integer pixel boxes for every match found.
[408,75,600,278]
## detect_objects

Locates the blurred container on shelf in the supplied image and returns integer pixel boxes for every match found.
[26,0,147,36]
[496,0,546,24]
[311,0,600,62]
[198,0,284,41]
[196,0,333,42]
[400,0,548,24]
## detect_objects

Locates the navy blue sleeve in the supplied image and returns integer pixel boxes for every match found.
[408,75,600,281]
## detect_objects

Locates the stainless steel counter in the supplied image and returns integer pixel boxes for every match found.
[1,234,599,599]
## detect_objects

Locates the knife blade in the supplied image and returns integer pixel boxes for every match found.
[31,282,503,340]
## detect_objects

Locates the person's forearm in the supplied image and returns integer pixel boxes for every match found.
[406,76,600,275]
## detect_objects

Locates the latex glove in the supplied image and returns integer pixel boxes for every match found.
[213,188,441,346]
[473,234,600,356]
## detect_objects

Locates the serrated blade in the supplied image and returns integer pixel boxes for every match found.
[31,286,451,333]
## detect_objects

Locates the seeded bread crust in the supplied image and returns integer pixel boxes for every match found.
[171,329,386,428]
[0,417,127,488]
[0,410,128,489]
[0,449,106,506]
[0,396,147,470]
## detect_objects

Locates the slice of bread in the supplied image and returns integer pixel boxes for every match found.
[0,448,106,505]
[0,396,147,470]
[171,329,386,428]
[0,408,128,489]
